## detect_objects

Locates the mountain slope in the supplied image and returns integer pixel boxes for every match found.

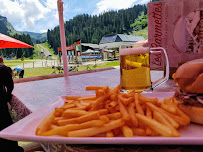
[0,15,47,43]
[21,31,47,43]
[0,15,19,35]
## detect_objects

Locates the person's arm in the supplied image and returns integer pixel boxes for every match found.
[16,72,20,76]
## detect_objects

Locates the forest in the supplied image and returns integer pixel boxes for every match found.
[47,4,148,54]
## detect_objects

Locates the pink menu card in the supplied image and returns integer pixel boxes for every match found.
[148,0,203,77]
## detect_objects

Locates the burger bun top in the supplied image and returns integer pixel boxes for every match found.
[173,59,203,94]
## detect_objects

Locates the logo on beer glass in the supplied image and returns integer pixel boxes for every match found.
[119,44,169,92]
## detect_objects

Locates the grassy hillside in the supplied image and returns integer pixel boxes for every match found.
[33,44,42,59]
[132,27,148,38]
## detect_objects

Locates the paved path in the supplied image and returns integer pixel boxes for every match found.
[37,44,57,59]
[37,44,51,56]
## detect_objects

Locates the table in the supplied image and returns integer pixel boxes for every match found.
[12,68,175,112]
[10,68,202,152]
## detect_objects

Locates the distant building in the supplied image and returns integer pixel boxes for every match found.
[64,34,145,62]
[99,34,145,49]
[81,43,101,60]
[99,34,145,60]
[81,43,99,51]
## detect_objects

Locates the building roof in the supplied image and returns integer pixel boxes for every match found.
[99,34,145,44]
[117,34,145,42]
[99,41,137,50]
[81,43,99,49]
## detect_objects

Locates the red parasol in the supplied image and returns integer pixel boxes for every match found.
[0,33,33,49]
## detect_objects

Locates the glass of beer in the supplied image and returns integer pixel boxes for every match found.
[119,43,169,92]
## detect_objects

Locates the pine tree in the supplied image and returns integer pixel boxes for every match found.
[47,4,148,54]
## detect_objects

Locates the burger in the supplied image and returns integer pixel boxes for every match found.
[173,59,203,125]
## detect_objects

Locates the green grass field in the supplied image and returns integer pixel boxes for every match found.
[21,61,120,78]
[23,67,54,77]
[3,60,120,78]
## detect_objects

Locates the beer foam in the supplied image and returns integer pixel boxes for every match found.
[119,47,150,56]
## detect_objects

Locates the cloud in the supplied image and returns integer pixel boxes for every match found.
[21,0,50,30]
[0,0,23,23]
[93,0,149,15]
[0,0,150,33]
[45,0,57,9]
[0,0,58,33]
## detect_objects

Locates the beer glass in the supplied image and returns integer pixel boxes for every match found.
[119,43,169,92]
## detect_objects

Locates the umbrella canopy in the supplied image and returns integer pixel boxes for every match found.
[0,33,33,49]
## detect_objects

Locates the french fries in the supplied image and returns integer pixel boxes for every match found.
[68,119,125,137]
[36,85,190,138]
[40,120,106,136]
[135,113,173,137]
[106,131,114,137]
[122,125,134,137]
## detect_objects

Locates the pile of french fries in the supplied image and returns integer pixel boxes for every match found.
[36,85,190,138]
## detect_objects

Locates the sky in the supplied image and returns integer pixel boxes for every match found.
[0,0,150,33]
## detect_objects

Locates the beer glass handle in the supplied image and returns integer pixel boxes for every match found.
[150,47,169,90]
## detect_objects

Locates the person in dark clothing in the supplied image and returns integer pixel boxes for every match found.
[0,57,24,152]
